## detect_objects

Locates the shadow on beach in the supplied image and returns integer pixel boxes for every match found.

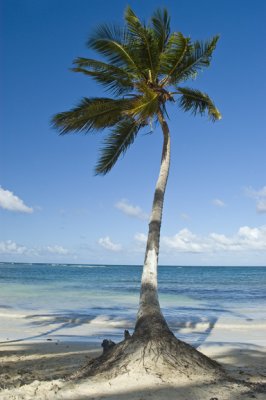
[0,302,236,346]
[0,341,101,389]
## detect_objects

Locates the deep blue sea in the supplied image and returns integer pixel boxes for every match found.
[0,263,266,345]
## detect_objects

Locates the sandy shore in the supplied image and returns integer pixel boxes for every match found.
[0,310,266,399]
[0,338,266,400]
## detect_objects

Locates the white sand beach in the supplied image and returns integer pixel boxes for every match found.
[1,314,266,400]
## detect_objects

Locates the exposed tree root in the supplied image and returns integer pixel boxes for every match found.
[70,327,224,381]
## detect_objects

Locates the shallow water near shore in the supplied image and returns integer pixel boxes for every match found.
[0,263,266,346]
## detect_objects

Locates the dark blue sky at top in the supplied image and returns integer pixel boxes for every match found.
[0,0,266,265]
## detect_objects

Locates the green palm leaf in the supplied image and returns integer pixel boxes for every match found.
[151,8,170,53]
[52,98,128,134]
[95,118,142,175]
[171,35,219,84]
[53,7,221,175]
[126,86,159,121]
[177,87,221,121]
[87,23,144,78]
[72,58,134,96]
[159,32,189,82]
[124,6,159,80]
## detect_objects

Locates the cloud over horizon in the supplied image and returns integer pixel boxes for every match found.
[135,225,266,255]
[162,225,266,253]
[46,245,70,255]
[2,225,266,263]
[0,241,72,259]
[0,187,33,213]
[0,240,28,255]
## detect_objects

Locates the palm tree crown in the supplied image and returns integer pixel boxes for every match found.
[52,7,221,174]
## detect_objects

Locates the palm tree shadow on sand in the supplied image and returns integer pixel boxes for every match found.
[0,302,246,348]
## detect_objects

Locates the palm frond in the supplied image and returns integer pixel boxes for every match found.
[72,58,134,96]
[177,87,221,121]
[95,118,142,175]
[126,86,159,121]
[159,32,189,82]
[124,6,145,37]
[51,98,129,134]
[171,35,219,84]
[53,7,221,165]
[87,23,144,78]
[151,8,170,53]
[124,6,159,80]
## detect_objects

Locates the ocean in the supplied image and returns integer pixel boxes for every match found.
[0,263,265,346]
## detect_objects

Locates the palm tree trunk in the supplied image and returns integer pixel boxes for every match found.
[72,111,224,381]
[135,109,171,337]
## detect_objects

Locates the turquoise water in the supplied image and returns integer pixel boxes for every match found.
[0,263,266,344]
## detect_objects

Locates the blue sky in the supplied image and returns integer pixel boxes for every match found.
[1,0,266,266]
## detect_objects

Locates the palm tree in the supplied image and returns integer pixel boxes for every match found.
[52,7,222,379]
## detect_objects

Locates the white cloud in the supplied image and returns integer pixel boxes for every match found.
[212,198,226,207]
[115,199,149,220]
[134,233,147,244]
[245,186,266,214]
[162,226,266,254]
[163,229,208,253]
[0,187,33,213]
[0,241,72,258]
[0,240,28,255]
[98,236,122,252]
[46,245,70,255]
[237,226,266,249]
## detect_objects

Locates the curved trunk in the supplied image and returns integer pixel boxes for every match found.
[72,109,224,381]
[135,109,171,337]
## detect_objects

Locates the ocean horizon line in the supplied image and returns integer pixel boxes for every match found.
[0,262,266,268]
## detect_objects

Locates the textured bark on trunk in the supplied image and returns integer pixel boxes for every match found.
[135,109,172,337]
